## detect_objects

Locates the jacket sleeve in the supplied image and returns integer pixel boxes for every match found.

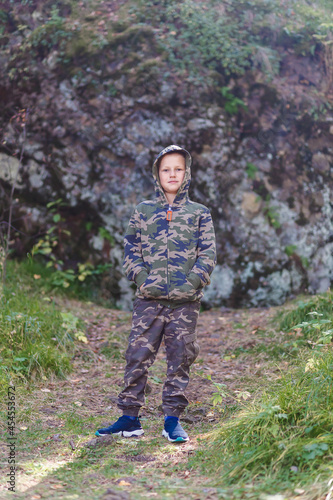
[123,207,149,287]
[187,209,216,289]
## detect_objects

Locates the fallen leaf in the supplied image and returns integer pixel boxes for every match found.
[50,484,63,489]
[117,480,132,487]
[74,401,82,406]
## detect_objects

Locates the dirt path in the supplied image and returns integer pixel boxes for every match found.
[1,300,282,500]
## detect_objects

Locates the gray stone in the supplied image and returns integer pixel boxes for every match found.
[116,277,135,311]
[308,242,333,294]
[187,118,215,131]
[312,152,331,174]
[91,235,104,252]
[0,154,22,186]
[28,160,48,189]
[160,81,175,100]
[249,269,292,306]
[202,265,235,307]
[46,51,59,70]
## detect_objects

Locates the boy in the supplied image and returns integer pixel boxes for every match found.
[96,145,216,442]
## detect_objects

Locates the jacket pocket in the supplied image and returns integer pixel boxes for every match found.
[139,272,168,300]
[169,275,198,302]
[182,333,200,365]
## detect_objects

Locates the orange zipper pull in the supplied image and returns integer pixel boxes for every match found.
[166,210,172,221]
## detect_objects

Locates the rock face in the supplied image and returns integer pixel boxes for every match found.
[0,2,333,308]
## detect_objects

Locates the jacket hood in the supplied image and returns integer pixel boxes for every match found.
[152,145,192,206]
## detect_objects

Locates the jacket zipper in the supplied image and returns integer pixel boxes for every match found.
[166,205,172,300]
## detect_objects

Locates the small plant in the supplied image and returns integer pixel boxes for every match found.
[60,311,88,344]
[28,6,73,60]
[205,374,251,407]
[284,245,309,268]
[98,227,115,245]
[206,374,229,406]
[30,201,112,291]
[285,244,298,256]
[265,204,281,228]
[221,87,248,115]
[245,162,258,179]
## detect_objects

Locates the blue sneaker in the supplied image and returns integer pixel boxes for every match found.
[95,416,144,438]
[162,418,189,443]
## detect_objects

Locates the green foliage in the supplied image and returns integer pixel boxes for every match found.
[28,7,73,59]
[128,0,257,80]
[285,244,298,256]
[128,0,330,83]
[60,311,88,343]
[98,227,115,244]
[206,374,229,407]
[279,291,333,336]
[30,251,112,294]
[29,200,112,293]
[0,261,76,390]
[107,24,155,47]
[282,1,333,56]
[191,344,333,490]
[245,162,258,179]
[221,87,247,115]
[265,204,281,229]
[193,293,333,492]
[3,0,332,90]
[0,9,7,36]
[284,244,310,268]
[234,292,333,360]
[205,374,251,407]
[307,100,333,120]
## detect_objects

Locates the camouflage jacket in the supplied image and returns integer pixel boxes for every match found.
[123,145,216,307]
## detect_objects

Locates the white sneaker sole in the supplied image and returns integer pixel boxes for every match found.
[123,429,144,437]
[96,429,144,438]
[162,429,189,442]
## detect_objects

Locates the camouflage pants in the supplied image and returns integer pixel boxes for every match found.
[117,298,200,417]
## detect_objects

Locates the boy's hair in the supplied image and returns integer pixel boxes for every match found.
[156,150,187,170]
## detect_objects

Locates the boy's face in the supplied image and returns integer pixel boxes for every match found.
[159,153,186,197]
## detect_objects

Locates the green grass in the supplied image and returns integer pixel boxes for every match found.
[224,293,333,361]
[191,349,333,493]
[2,260,333,498]
[0,260,79,391]
[279,292,333,335]
[189,292,333,496]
